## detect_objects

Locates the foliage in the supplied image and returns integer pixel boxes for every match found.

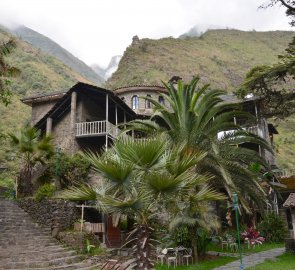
[0,39,20,105]
[8,127,54,196]
[59,136,225,268]
[0,173,15,198]
[169,226,191,247]
[258,213,288,243]
[34,183,55,202]
[48,152,91,188]
[196,228,214,257]
[85,239,95,254]
[106,29,294,169]
[126,77,271,214]
[241,226,265,245]
[237,37,295,119]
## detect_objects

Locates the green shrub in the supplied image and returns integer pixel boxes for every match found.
[34,183,55,201]
[170,226,191,247]
[49,153,90,188]
[258,213,288,243]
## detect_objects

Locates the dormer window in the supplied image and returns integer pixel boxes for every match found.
[132,95,139,109]
[145,95,152,109]
[159,96,165,105]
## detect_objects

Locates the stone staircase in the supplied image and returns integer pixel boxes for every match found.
[0,200,101,270]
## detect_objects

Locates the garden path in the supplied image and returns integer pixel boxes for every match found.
[212,247,285,270]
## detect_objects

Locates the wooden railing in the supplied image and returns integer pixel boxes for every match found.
[76,120,121,138]
[217,125,264,140]
[274,169,295,179]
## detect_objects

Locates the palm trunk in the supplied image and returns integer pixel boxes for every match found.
[20,164,33,197]
[190,227,199,263]
[135,224,153,270]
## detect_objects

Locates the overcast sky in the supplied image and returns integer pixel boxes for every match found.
[0,0,292,68]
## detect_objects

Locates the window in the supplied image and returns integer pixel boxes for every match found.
[159,95,165,105]
[131,95,139,109]
[145,95,151,109]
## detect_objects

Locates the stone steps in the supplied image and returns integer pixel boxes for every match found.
[0,199,102,270]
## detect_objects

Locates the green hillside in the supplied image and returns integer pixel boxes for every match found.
[12,26,104,85]
[107,29,295,169]
[0,28,92,167]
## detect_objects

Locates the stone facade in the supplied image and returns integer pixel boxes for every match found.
[114,85,167,116]
[17,198,80,230]
[31,100,58,126]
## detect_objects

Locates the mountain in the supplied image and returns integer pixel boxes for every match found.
[0,27,94,167]
[10,25,104,85]
[107,30,292,89]
[91,55,122,80]
[106,29,295,169]
[91,64,106,80]
[179,24,224,38]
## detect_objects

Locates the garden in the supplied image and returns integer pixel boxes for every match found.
[1,78,293,270]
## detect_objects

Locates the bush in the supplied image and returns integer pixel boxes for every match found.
[49,153,91,188]
[258,213,288,243]
[34,183,55,201]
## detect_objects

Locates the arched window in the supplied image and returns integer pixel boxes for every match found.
[145,95,152,109]
[131,95,139,109]
[159,95,165,105]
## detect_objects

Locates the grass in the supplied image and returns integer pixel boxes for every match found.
[208,242,284,254]
[248,253,295,270]
[155,256,236,270]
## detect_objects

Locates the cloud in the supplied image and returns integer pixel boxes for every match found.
[0,0,292,67]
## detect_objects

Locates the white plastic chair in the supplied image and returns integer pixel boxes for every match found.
[183,248,193,265]
[156,247,166,265]
[167,248,178,268]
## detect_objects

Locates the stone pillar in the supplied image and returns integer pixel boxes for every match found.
[46,117,52,135]
[70,91,77,131]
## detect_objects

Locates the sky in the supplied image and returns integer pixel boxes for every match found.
[0,0,292,68]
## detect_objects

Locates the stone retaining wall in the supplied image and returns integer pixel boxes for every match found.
[17,198,80,230]
[285,238,295,253]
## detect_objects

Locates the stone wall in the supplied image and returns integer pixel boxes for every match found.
[31,100,57,125]
[285,238,295,253]
[17,198,80,230]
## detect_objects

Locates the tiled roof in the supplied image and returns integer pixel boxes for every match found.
[21,90,67,105]
[283,193,295,208]
[113,85,165,91]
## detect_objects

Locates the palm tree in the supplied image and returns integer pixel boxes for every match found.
[0,39,20,106]
[124,77,272,213]
[60,136,225,268]
[8,127,54,196]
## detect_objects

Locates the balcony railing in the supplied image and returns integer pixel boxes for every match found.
[274,169,295,179]
[217,125,264,140]
[76,120,121,138]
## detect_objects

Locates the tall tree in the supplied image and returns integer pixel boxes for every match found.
[60,136,225,266]
[125,78,272,213]
[236,36,295,118]
[0,39,20,106]
[8,127,54,196]
[236,1,295,119]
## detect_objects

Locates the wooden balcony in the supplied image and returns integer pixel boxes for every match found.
[217,125,264,140]
[274,169,295,190]
[243,126,264,138]
[76,120,120,138]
